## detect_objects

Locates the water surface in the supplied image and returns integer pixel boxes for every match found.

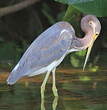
[0,68,107,110]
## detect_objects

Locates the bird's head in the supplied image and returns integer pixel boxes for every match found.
[81,15,101,70]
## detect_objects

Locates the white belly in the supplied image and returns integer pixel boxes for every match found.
[28,53,67,77]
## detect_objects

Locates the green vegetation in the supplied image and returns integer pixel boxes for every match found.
[55,0,107,17]
[0,0,107,71]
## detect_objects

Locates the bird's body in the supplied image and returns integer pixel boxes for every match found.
[7,15,101,98]
[7,22,76,84]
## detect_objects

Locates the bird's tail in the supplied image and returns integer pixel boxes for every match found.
[7,71,23,85]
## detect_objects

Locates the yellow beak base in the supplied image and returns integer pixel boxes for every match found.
[83,34,98,71]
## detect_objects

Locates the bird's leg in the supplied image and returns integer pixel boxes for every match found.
[52,68,58,97]
[41,71,50,99]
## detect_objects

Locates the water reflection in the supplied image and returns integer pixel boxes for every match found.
[41,96,58,110]
[52,97,58,110]
[0,69,107,110]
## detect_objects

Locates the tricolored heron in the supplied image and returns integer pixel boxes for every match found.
[7,15,101,98]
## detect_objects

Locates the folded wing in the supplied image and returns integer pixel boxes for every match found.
[7,22,74,85]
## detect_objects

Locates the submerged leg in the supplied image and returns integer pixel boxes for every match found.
[41,71,50,99]
[52,68,58,97]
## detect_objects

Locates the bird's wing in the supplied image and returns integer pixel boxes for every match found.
[7,22,74,84]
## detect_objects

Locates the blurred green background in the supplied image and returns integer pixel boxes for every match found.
[0,0,107,72]
[0,1,107,110]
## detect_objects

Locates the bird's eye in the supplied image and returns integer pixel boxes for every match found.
[89,21,93,25]
[96,32,99,36]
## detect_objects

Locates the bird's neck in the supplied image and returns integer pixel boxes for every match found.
[81,32,93,49]
[69,31,94,53]
[76,31,94,50]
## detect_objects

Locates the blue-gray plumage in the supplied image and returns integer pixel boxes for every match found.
[7,15,101,98]
[7,22,75,84]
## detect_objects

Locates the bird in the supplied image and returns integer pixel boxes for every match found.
[7,15,101,99]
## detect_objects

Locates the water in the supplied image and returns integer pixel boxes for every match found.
[0,68,107,110]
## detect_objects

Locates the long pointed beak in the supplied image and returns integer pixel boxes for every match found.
[83,34,98,71]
